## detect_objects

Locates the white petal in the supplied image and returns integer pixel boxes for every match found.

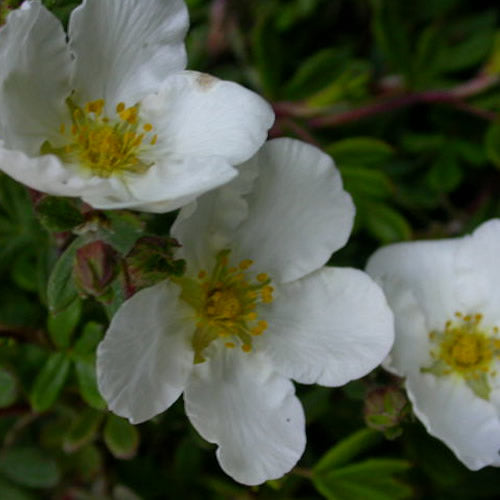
[406,371,500,469]
[83,156,237,213]
[232,138,355,284]
[140,71,274,165]
[97,282,195,424]
[0,1,71,153]
[0,143,109,197]
[261,267,394,386]
[171,162,259,270]
[68,0,188,105]
[455,219,500,324]
[366,238,463,332]
[184,348,305,485]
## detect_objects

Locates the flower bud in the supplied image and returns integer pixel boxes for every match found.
[74,241,119,299]
[364,386,409,439]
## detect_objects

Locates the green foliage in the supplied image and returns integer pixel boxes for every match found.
[1,0,500,498]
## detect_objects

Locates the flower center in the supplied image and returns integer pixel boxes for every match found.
[44,99,158,178]
[177,250,274,364]
[422,312,500,399]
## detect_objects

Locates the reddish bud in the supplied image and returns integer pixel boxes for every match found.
[74,241,119,299]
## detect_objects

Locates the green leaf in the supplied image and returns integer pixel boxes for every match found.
[0,476,34,500]
[439,12,496,73]
[47,298,82,349]
[74,358,106,410]
[103,414,140,459]
[284,47,351,100]
[47,235,90,313]
[485,121,500,168]
[98,211,145,255]
[10,252,38,293]
[63,408,104,453]
[426,151,463,193]
[327,138,395,166]
[252,10,284,98]
[73,321,104,356]
[314,428,382,473]
[35,196,84,232]
[371,0,413,80]
[363,202,411,243]
[0,367,17,408]
[313,458,412,500]
[307,60,371,107]
[339,166,393,200]
[0,447,60,488]
[30,352,71,412]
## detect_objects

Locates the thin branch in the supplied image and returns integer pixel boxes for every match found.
[273,73,499,128]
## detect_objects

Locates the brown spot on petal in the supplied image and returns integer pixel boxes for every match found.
[196,73,218,90]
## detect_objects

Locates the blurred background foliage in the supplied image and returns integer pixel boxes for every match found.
[1,0,500,498]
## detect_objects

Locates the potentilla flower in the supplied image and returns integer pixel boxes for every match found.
[366,219,500,470]
[97,138,394,485]
[0,0,273,212]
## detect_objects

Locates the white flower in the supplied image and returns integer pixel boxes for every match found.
[366,219,500,470]
[97,138,394,485]
[0,0,273,212]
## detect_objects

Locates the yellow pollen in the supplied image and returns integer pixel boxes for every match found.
[422,311,500,400]
[257,273,269,282]
[181,250,274,363]
[48,99,157,178]
[150,134,158,145]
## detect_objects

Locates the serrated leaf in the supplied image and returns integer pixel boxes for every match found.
[47,298,82,349]
[30,352,71,412]
[327,138,395,166]
[63,408,104,453]
[103,414,140,459]
[35,196,84,232]
[0,367,17,408]
[74,358,106,410]
[0,447,60,488]
[47,235,90,313]
[314,428,382,473]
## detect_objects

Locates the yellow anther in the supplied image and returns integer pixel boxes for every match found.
[59,124,66,134]
[245,312,258,321]
[257,273,269,282]
[116,102,126,113]
[150,134,158,145]
[239,259,253,270]
[143,123,153,132]
[225,342,236,349]
[241,344,252,353]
